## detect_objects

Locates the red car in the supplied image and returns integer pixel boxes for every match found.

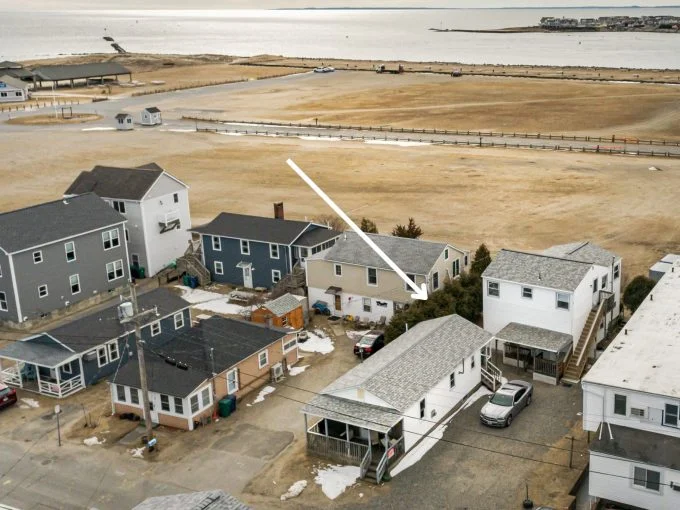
[0,383,17,410]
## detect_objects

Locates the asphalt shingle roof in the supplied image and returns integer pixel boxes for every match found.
[294,227,341,247]
[0,193,126,254]
[318,314,493,412]
[64,164,166,201]
[303,394,400,433]
[483,249,592,292]
[191,212,327,245]
[144,107,161,113]
[590,424,680,471]
[542,241,619,268]
[32,62,130,81]
[133,490,251,510]
[321,232,446,275]
[262,293,302,317]
[0,336,73,368]
[496,322,573,353]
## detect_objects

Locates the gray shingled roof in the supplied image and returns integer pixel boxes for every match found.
[590,424,680,471]
[32,62,131,81]
[318,314,492,412]
[64,164,166,201]
[133,490,251,510]
[0,336,74,368]
[542,241,620,268]
[0,61,22,69]
[0,75,28,89]
[114,113,131,120]
[483,249,592,292]
[304,394,400,432]
[262,293,302,317]
[322,232,446,275]
[496,322,572,353]
[191,213,325,245]
[294,226,341,247]
[0,193,126,254]
[145,107,161,113]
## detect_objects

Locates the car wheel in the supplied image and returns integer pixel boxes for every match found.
[506,414,513,427]
[526,394,532,406]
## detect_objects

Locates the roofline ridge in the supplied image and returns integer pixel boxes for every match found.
[348,231,448,246]
[0,191,99,218]
[500,248,593,265]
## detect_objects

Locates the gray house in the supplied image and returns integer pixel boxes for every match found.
[0,288,190,398]
[0,193,129,326]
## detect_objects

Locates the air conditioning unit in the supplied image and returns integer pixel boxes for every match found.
[670,481,680,492]
[271,362,284,382]
[631,407,645,418]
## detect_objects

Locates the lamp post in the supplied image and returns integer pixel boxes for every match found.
[54,404,62,447]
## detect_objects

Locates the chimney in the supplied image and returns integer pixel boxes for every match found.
[274,202,284,220]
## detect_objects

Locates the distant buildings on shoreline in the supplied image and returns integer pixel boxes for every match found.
[539,15,680,31]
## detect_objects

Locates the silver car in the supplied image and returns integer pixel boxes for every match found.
[480,380,533,427]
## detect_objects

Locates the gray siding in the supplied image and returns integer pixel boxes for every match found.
[12,223,129,322]
[0,251,19,322]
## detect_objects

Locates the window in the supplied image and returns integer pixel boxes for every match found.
[212,236,221,251]
[453,259,460,276]
[102,229,120,250]
[97,346,108,367]
[190,395,199,413]
[65,241,76,262]
[487,281,499,297]
[0,292,6,312]
[444,248,449,260]
[283,337,297,353]
[214,261,224,275]
[432,272,439,290]
[112,200,126,214]
[70,274,81,294]
[593,278,598,294]
[201,387,210,407]
[173,193,179,204]
[130,388,140,405]
[363,297,371,313]
[174,397,183,414]
[174,312,184,330]
[367,267,378,286]
[614,394,627,415]
[404,273,416,291]
[0,263,2,277]
[38,285,48,298]
[470,354,476,369]
[664,404,679,427]
[106,260,124,281]
[300,247,308,258]
[270,243,279,259]
[633,467,661,492]
[33,250,43,264]
[108,341,119,362]
[556,292,570,310]
[150,321,161,337]
[419,398,426,419]
[116,385,126,402]
[160,394,170,412]
[272,270,281,284]
[601,274,608,290]
[449,372,455,389]
[522,287,533,299]
[227,369,239,394]
[281,316,288,326]
[464,254,468,266]
[240,239,250,255]
[258,350,269,369]
[62,363,72,375]
[614,264,620,280]
[125,228,129,242]
[334,264,342,277]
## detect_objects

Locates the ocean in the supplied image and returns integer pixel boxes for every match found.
[1,8,680,68]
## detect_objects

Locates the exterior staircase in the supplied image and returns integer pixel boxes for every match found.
[270,266,306,299]
[176,240,211,287]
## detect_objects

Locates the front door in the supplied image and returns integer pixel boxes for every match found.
[131,254,140,269]
[242,266,253,288]
[149,400,159,424]
[334,294,342,312]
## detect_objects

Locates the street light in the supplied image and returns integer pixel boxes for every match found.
[54,404,62,447]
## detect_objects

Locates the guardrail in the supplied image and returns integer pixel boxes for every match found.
[1,99,81,113]
[307,430,369,466]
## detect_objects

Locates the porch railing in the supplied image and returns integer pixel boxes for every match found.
[360,447,372,478]
[376,436,405,483]
[38,377,83,398]
[0,366,22,388]
[306,430,369,466]
[481,360,503,391]
[534,357,558,378]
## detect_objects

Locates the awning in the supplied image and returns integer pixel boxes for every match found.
[496,322,573,353]
[302,394,400,433]
[325,286,342,295]
[236,261,252,269]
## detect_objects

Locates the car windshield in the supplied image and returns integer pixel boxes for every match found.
[490,393,514,406]
[359,337,375,346]
[0,388,9,397]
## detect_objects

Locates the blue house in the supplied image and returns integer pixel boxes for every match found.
[191,206,341,289]
[0,288,190,398]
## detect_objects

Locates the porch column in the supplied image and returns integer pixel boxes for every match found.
[36,366,42,393]
[324,419,328,437]
[79,357,85,388]
[304,414,308,433]
[346,423,350,445]
[55,365,62,397]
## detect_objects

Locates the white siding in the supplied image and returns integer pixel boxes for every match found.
[118,201,148,273]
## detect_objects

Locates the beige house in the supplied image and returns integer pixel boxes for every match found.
[109,316,298,430]
[306,232,468,322]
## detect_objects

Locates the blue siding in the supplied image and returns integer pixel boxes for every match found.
[202,235,291,288]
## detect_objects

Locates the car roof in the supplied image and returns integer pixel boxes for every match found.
[498,382,529,394]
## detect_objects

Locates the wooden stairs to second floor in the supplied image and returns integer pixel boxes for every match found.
[270,266,306,300]
[176,240,211,287]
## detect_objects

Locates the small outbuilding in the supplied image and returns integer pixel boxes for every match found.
[114,113,133,131]
[0,75,29,103]
[251,293,306,329]
[141,107,162,126]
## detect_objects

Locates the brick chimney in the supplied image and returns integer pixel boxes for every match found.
[273,202,284,220]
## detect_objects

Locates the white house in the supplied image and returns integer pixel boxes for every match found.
[0,75,29,103]
[302,314,501,484]
[114,113,133,131]
[306,232,469,323]
[141,107,162,126]
[482,242,621,384]
[64,163,191,277]
[582,259,680,510]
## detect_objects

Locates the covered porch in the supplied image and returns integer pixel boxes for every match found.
[0,341,85,398]
[496,323,573,385]
[303,394,405,484]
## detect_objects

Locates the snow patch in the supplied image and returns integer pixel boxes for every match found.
[20,398,40,408]
[314,465,360,500]
[217,131,244,136]
[251,385,275,405]
[345,330,364,341]
[83,436,105,446]
[298,331,334,355]
[129,447,145,458]
[365,140,431,147]
[81,127,116,131]
[174,285,247,315]
[288,365,309,376]
[298,135,341,142]
[280,480,307,501]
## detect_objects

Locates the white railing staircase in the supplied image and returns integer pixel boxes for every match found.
[176,240,211,287]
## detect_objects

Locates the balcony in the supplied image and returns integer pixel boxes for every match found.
[158,210,181,233]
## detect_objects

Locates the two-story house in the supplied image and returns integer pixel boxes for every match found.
[64,163,191,277]
[0,193,129,326]
[306,232,468,322]
[581,259,680,510]
[482,242,622,384]
[191,206,341,289]
[0,288,190,398]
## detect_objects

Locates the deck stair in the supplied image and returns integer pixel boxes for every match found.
[270,266,306,299]
[176,240,211,287]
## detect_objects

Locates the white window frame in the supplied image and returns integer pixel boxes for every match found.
[556,292,570,310]
[270,243,279,259]
[201,387,211,408]
[33,250,43,264]
[432,271,439,290]
[283,337,297,353]
[106,259,124,282]
[664,403,679,428]
[240,239,250,255]
[160,394,170,412]
[108,341,120,362]
[150,321,161,337]
[272,270,281,284]
[522,287,533,299]
[453,259,460,276]
[97,346,108,367]
[102,229,120,250]
[258,350,269,369]
[112,200,126,214]
[173,193,179,204]
[116,385,126,402]
[212,236,221,251]
[130,388,140,405]
[190,394,199,414]
[405,273,416,291]
[444,248,449,260]
[70,274,81,295]
[214,261,224,275]
[363,297,371,313]
[61,362,72,375]
[632,466,661,493]
[601,274,608,290]
[487,280,499,297]
[174,312,184,330]
[614,264,620,279]
[470,354,476,369]
[65,241,76,262]
[173,396,184,415]
[614,394,627,416]
[367,267,378,286]
[334,264,342,277]
[38,284,48,298]
[0,291,6,312]
[227,369,239,394]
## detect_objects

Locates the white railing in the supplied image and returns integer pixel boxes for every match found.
[1,366,22,387]
[575,300,606,369]
[158,210,180,225]
[38,377,83,398]
[306,430,369,465]
[481,360,503,391]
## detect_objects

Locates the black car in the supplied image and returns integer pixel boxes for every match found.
[353,330,385,357]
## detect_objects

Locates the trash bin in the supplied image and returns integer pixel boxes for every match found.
[218,398,232,418]
[139,267,146,279]
[226,394,237,413]
[189,276,199,289]
[182,274,190,286]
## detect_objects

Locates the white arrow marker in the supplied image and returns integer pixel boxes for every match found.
[286,159,428,301]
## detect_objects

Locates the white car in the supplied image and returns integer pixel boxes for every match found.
[313,66,335,73]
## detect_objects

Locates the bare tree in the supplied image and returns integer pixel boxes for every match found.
[313,214,346,231]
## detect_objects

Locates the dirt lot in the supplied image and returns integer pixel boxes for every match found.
[6,113,101,125]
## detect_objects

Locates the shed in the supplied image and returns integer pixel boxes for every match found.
[0,75,29,103]
[251,293,306,329]
[114,113,133,131]
[141,107,162,126]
